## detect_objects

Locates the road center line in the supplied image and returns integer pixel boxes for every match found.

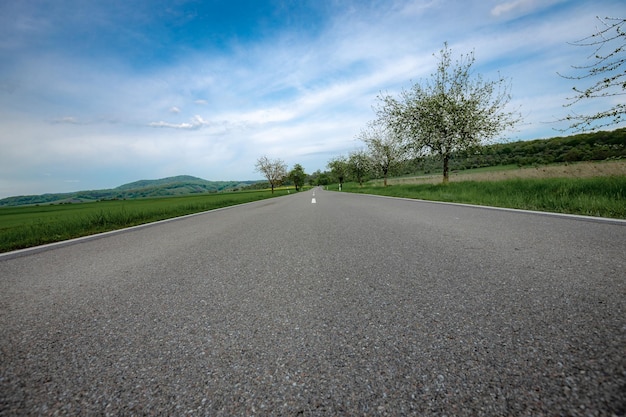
[311,198,316,204]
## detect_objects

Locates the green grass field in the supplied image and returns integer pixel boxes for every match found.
[0,190,290,253]
[337,176,626,219]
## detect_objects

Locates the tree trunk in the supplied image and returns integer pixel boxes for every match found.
[443,155,449,184]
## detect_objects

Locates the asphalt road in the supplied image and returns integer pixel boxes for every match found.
[1,188,625,416]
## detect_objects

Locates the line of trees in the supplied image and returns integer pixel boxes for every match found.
[255,124,624,190]
[254,156,308,193]
[321,128,625,188]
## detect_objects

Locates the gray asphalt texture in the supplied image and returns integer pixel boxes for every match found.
[1,188,625,416]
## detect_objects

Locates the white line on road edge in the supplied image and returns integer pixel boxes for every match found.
[359,193,626,225]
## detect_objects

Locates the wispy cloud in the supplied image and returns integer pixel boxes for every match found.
[149,120,196,129]
[51,116,80,124]
[490,0,567,18]
[150,115,221,130]
[491,0,536,17]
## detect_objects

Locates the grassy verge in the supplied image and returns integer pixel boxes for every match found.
[372,160,626,186]
[337,176,626,219]
[0,190,290,253]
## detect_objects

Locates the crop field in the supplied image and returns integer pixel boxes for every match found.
[0,190,290,253]
[340,161,626,220]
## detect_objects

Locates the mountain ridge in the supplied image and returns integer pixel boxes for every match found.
[0,176,261,207]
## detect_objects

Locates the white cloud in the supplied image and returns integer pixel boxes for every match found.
[491,0,535,17]
[149,120,195,129]
[490,0,567,18]
[149,115,208,129]
[149,115,245,137]
[169,106,180,113]
[51,116,80,124]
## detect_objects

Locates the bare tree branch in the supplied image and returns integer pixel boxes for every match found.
[558,16,626,132]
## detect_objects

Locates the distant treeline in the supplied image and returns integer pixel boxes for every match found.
[399,128,626,176]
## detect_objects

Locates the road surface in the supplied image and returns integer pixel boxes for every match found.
[1,188,625,416]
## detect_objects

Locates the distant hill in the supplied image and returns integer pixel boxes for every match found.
[115,175,215,190]
[0,176,261,207]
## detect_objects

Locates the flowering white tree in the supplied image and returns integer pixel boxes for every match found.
[377,43,519,183]
[347,149,371,187]
[358,124,406,186]
[255,156,287,194]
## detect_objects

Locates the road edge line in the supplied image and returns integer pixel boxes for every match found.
[349,192,626,225]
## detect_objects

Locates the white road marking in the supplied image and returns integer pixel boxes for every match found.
[311,198,316,204]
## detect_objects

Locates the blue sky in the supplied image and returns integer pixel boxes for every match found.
[1,0,624,198]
